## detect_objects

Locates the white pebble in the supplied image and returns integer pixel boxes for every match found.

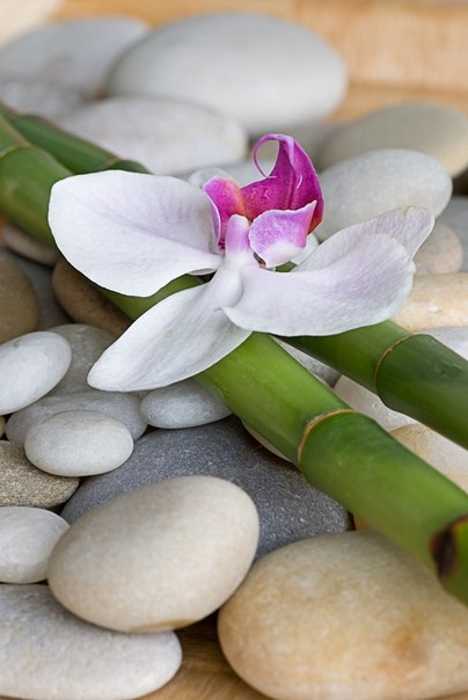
[51,324,115,394]
[24,410,134,477]
[6,388,147,445]
[0,331,71,415]
[48,476,259,632]
[0,507,68,583]
[106,13,347,135]
[141,379,231,429]
[316,149,452,240]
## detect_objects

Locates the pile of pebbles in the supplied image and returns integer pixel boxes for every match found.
[1,10,468,700]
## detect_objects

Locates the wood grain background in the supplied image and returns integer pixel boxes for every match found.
[3,1,468,698]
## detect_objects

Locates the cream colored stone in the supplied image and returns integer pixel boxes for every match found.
[394,273,468,331]
[318,103,468,176]
[219,531,468,700]
[3,223,58,266]
[415,222,463,275]
[49,476,259,633]
[393,424,468,492]
[0,254,39,343]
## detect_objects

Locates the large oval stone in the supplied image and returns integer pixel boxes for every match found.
[318,102,468,176]
[49,476,259,632]
[219,531,468,700]
[0,585,181,700]
[317,149,452,240]
[0,255,39,343]
[106,13,347,135]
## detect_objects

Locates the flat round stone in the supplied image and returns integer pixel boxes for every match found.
[0,507,68,583]
[316,149,452,240]
[25,410,134,477]
[58,96,248,174]
[0,254,39,343]
[3,222,58,266]
[106,13,347,135]
[50,324,115,394]
[318,102,468,176]
[394,273,468,331]
[0,331,72,415]
[60,418,350,557]
[52,258,130,336]
[49,475,259,632]
[219,531,468,700]
[0,78,82,118]
[0,17,148,96]
[6,388,147,445]
[0,441,78,507]
[140,379,231,429]
[414,222,463,275]
[0,585,181,700]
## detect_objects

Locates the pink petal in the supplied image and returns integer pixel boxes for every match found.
[241,133,324,230]
[248,202,317,268]
[203,176,245,248]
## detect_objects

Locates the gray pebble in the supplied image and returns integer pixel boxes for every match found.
[61,417,350,556]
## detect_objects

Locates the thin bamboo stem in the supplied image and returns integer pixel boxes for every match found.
[2,112,468,603]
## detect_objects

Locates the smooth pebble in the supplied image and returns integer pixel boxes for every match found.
[316,149,452,240]
[318,102,468,176]
[60,418,350,557]
[141,379,231,429]
[6,388,146,445]
[219,531,468,700]
[414,222,463,274]
[0,331,71,415]
[0,416,4,437]
[0,441,78,507]
[25,410,134,477]
[0,78,82,118]
[0,17,148,96]
[58,96,247,174]
[0,585,181,700]
[52,257,130,336]
[393,423,468,492]
[9,252,70,328]
[49,475,259,632]
[0,507,68,583]
[106,13,347,135]
[51,323,115,394]
[3,222,58,266]
[0,254,39,343]
[394,273,468,330]
[438,196,468,269]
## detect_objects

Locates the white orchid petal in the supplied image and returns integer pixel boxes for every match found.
[88,266,251,391]
[49,170,221,297]
[224,233,415,336]
[300,207,433,272]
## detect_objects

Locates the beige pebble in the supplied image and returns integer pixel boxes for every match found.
[318,102,468,177]
[48,476,259,633]
[394,273,468,331]
[393,424,468,492]
[0,440,78,508]
[3,222,58,266]
[52,257,130,336]
[219,531,468,700]
[415,222,463,275]
[0,254,39,343]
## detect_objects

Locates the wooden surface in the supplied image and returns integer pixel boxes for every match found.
[4,1,468,699]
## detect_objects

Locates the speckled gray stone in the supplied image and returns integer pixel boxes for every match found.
[61,418,350,556]
[0,441,78,507]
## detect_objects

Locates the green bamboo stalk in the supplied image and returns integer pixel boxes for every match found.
[2,113,468,604]
[4,103,468,453]
[0,103,148,175]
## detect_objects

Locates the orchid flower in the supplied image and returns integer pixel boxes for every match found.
[49,133,434,391]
